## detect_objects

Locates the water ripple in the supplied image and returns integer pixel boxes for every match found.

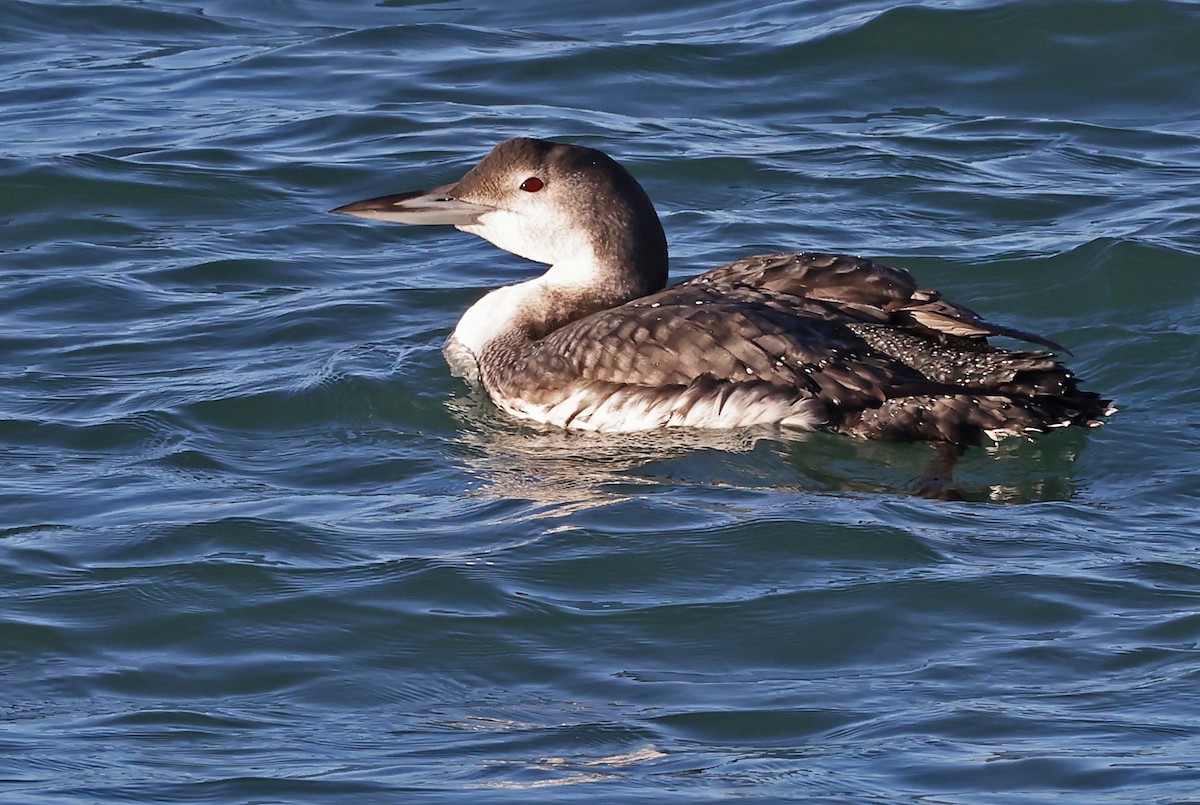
[4,0,1200,801]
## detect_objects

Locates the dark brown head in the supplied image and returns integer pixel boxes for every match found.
[334,138,669,299]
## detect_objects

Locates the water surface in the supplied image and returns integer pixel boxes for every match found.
[3,0,1200,801]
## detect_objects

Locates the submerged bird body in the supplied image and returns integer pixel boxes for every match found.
[334,137,1110,450]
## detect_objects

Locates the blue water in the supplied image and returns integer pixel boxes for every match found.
[4,1,1200,802]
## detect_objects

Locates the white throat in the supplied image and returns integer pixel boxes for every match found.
[450,278,542,359]
[448,256,607,362]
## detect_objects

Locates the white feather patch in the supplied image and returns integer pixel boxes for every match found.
[499,383,823,433]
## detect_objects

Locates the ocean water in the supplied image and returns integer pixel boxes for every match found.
[3,0,1200,801]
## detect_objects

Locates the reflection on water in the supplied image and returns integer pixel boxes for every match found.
[445,386,1092,506]
[466,745,669,791]
[446,388,768,513]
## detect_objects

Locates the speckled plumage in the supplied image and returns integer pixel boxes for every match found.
[472,251,1109,440]
[334,138,1111,448]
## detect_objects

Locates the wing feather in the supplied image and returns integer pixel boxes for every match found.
[476,251,1105,440]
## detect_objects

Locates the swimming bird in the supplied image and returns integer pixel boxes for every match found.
[332,137,1110,492]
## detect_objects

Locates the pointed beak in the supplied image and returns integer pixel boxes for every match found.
[330,183,493,226]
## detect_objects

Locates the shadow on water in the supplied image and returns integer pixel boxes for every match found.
[444,386,1096,507]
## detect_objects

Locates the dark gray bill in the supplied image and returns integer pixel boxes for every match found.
[330,183,493,225]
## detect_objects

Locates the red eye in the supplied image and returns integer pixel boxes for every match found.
[519,177,544,192]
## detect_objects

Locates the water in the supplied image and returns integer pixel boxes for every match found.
[3,0,1200,801]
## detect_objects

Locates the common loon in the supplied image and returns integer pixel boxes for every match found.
[333,137,1110,485]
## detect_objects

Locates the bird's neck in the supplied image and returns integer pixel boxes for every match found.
[450,251,664,362]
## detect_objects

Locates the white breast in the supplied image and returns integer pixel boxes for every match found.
[451,281,534,359]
